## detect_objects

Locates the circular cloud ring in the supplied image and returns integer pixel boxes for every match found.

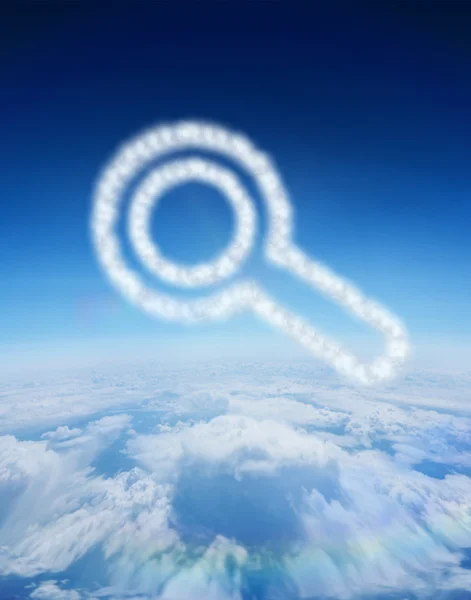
[91,121,284,323]
[128,157,257,288]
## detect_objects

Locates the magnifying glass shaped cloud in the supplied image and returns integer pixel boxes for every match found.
[91,121,410,385]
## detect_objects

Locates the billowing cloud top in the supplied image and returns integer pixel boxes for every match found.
[1,361,471,599]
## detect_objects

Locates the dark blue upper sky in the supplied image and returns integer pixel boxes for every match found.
[1,1,470,369]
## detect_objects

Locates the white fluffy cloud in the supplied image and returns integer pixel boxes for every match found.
[0,361,471,599]
[120,408,471,597]
[29,580,82,600]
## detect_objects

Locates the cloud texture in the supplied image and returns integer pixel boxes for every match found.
[0,361,470,599]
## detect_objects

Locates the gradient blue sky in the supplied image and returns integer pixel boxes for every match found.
[1,1,470,371]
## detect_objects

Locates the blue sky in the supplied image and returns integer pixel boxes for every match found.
[1,1,470,370]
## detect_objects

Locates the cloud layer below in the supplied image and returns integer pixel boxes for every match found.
[1,361,471,599]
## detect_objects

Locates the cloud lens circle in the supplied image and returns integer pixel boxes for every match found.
[128,157,256,288]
